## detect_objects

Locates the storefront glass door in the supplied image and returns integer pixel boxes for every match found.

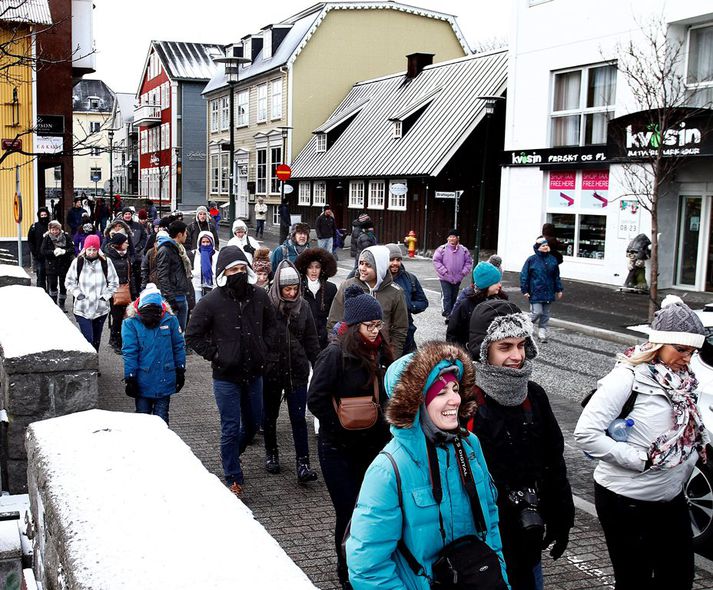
[676,196,702,286]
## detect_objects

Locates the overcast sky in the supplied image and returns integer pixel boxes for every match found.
[89,0,511,95]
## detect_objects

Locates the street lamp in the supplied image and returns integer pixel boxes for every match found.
[108,128,114,200]
[474,95,505,263]
[214,48,250,226]
[277,126,292,204]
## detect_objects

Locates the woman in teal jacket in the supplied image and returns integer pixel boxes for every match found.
[346,341,508,589]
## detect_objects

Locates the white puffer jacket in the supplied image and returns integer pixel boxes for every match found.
[574,362,699,502]
[64,252,119,319]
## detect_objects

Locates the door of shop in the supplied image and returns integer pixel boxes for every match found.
[675,193,713,291]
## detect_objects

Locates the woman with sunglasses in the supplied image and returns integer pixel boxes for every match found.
[308,285,394,589]
[575,295,708,589]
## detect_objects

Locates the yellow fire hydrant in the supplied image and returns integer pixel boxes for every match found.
[403,230,417,257]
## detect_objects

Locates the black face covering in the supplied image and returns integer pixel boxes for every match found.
[226,272,249,299]
[139,304,163,328]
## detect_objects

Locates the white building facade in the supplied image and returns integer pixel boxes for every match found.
[500,0,713,291]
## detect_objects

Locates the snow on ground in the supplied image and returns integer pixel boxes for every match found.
[0,286,95,358]
[27,410,316,589]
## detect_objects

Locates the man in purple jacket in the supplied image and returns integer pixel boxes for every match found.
[433,228,473,323]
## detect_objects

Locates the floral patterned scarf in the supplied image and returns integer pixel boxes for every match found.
[647,361,709,470]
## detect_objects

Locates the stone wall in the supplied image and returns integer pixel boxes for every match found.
[0,286,97,492]
[26,410,318,590]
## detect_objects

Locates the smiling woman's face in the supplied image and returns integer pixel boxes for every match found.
[426,380,461,431]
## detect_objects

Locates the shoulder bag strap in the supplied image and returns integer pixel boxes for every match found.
[452,436,488,536]
[380,451,428,580]
[425,440,448,545]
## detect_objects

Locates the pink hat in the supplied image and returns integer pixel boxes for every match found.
[84,235,101,250]
[425,371,459,407]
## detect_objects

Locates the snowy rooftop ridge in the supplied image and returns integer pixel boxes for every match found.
[0,286,95,359]
[27,410,317,589]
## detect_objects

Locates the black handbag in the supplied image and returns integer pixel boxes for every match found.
[382,438,507,590]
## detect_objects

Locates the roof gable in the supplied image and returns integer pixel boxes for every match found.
[138,41,222,96]
[0,0,51,25]
[291,50,508,179]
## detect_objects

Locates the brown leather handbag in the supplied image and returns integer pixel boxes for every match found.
[112,260,132,306]
[332,378,380,430]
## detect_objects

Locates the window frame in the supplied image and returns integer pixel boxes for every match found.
[298,181,311,206]
[237,90,249,127]
[220,96,230,131]
[348,180,364,208]
[388,179,408,211]
[270,146,282,194]
[257,84,268,123]
[368,180,385,210]
[312,181,327,207]
[210,99,219,133]
[315,133,326,153]
[256,148,267,194]
[392,121,402,139]
[270,79,282,120]
[210,154,220,194]
[220,152,230,195]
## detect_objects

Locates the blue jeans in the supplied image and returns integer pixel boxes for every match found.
[263,381,309,459]
[135,396,171,425]
[173,295,188,333]
[530,302,551,330]
[212,377,263,485]
[75,314,108,351]
[255,219,265,237]
[439,280,460,316]
[317,237,333,253]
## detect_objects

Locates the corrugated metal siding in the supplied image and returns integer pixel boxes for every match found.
[180,83,208,209]
[0,0,51,25]
[154,41,222,81]
[291,51,507,179]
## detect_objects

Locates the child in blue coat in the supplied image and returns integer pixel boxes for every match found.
[520,237,563,342]
[122,284,186,425]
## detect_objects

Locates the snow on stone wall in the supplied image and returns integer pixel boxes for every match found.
[26,410,317,590]
[0,265,30,288]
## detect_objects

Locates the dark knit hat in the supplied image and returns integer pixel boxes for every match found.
[343,284,382,326]
[468,300,538,363]
[357,213,370,223]
[215,246,256,287]
[138,209,148,220]
[447,228,460,238]
[488,254,502,269]
[109,233,128,246]
[649,295,705,348]
[121,207,133,215]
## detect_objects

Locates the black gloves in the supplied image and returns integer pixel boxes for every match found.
[542,526,569,560]
[124,376,139,398]
[175,367,185,392]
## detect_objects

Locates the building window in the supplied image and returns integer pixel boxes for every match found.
[210,100,219,133]
[348,181,364,208]
[91,146,101,156]
[392,121,402,139]
[269,147,282,194]
[550,64,616,147]
[263,30,272,60]
[298,181,311,206]
[256,148,267,194]
[257,84,268,123]
[220,96,230,131]
[272,205,280,226]
[161,123,170,150]
[313,181,327,207]
[140,130,147,154]
[687,24,713,107]
[546,169,609,260]
[89,121,100,133]
[160,83,170,109]
[161,166,170,200]
[316,133,326,153]
[237,90,249,126]
[368,180,385,209]
[89,98,99,110]
[210,154,220,193]
[270,79,282,119]
[220,153,230,194]
[388,180,407,210]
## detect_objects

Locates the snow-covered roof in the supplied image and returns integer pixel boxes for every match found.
[203,1,469,96]
[152,41,223,81]
[0,0,52,26]
[0,286,95,358]
[72,79,115,113]
[114,92,136,126]
[27,410,317,589]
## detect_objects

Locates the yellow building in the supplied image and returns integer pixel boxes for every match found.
[203,2,468,221]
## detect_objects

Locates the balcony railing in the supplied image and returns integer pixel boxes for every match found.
[133,105,162,127]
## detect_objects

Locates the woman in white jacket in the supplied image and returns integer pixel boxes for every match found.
[574,295,708,590]
[191,230,218,303]
[227,219,260,264]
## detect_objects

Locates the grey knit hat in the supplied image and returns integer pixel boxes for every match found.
[359,248,376,268]
[469,300,538,363]
[386,243,402,260]
[278,265,300,287]
[649,295,705,348]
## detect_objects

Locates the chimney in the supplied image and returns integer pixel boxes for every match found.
[406,53,434,79]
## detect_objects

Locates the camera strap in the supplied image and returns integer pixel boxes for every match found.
[452,436,488,537]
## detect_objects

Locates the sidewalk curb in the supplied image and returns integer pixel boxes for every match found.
[550,318,642,346]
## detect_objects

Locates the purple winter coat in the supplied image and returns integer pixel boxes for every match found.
[433,243,473,285]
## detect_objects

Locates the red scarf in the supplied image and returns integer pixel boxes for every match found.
[337,322,383,353]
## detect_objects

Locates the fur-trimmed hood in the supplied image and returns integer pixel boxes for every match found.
[104,218,132,240]
[385,341,476,429]
[294,247,337,280]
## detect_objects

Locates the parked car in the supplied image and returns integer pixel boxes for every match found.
[629,305,713,548]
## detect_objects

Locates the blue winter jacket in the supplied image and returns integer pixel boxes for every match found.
[391,267,428,353]
[346,356,508,589]
[122,305,186,398]
[520,245,563,303]
[270,239,309,272]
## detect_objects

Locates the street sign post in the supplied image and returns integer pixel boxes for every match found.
[14,166,21,266]
[435,191,464,229]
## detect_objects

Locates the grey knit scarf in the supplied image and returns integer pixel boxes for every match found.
[419,405,459,444]
[475,360,533,406]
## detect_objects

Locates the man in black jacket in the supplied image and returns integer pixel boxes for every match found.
[315,205,336,253]
[186,246,276,497]
[156,221,192,332]
[121,207,148,294]
[27,207,51,292]
[467,300,574,590]
[185,205,220,251]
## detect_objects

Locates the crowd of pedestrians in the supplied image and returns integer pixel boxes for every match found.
[25,203,709,590]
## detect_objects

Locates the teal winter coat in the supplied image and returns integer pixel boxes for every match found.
[346,346,508,589]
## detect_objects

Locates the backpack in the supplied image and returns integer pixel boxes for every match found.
[77,255,108,285]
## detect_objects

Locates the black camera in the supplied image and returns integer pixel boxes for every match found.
[507,487,544,534]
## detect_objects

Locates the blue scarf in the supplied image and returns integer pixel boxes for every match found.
[200,244,214,285]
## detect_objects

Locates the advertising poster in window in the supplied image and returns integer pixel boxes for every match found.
[617,200,640,239]
[581,170,609,209]
[548,171,576,208]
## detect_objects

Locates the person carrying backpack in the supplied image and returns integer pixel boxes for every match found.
[575,295,708,590]
[65,234,119,351]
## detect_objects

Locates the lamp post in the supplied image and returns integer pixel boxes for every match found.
[474,95,505,263]
[277,126,292,204]
[214,49,250,226]
[108,128,114,200]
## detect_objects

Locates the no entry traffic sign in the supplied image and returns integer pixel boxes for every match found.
[276,164,292,181]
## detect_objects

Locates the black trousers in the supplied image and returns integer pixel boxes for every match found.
[109,303,127,346]
[594,482,694,590]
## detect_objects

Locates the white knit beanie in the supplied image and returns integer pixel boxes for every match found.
[648,295,705,348]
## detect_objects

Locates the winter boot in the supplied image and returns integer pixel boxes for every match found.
[265,450,280,474]
[538,327,547,342]
[57,295,66,312]
[296,456,318,483]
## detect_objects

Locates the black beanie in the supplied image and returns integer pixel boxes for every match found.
[109,233,128,246]
[447,228,460,238]
[343,284,382,326]
[215,246,255,287]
